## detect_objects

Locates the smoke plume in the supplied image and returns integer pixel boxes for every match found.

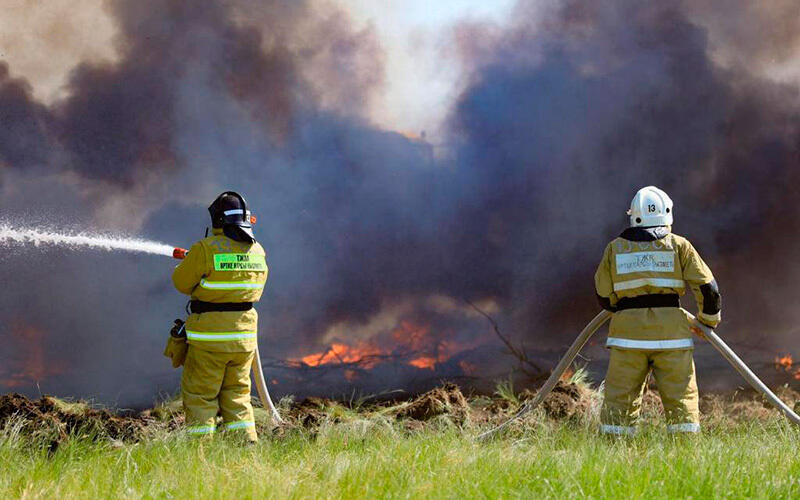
[1,0,799,404]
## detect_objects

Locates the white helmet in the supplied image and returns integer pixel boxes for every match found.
[627,186,673,227]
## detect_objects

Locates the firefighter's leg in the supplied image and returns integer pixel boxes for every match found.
[219,350,257,441]
[651,349,700,433]
[601,348,650,435]
[181,345,226,436]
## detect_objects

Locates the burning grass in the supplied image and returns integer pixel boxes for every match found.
[2,379,800,498]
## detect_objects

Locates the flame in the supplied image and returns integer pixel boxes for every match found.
[775,354,793,371]
[773,353,800,380]
[408,356,437,370]
[296,342,384,369]
[0,322,63,388]
[291,319,471,372]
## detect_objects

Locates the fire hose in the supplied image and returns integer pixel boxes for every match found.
[252,345,284,424]
[173,247,284,425]
[478,309,800,440]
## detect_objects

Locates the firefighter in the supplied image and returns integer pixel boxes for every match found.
[172,191,268,442]
[595,186,721,435]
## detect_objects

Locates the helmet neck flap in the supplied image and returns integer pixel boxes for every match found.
[208,191,256,243]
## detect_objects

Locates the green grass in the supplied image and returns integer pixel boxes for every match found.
[2,417,799,499]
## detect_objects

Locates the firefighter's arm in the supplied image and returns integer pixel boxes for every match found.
[595,243,617,312]
[680,240,721,328]
[172,242,207,295]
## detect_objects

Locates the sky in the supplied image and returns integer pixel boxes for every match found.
[4,0,797,138]
[336,0,517,135]
[0,0,516,139]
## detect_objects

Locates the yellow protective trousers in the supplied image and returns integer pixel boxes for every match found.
[601,348,699,435]
[181,345,257,441]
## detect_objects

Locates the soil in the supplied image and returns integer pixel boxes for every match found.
[539,381,587,419]
[3,381,795,445]
[0,393,173,450]
[284,397,340,428]
[394,383,470,423]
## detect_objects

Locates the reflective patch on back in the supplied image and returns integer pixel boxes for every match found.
[615,251,675,275]
[213,253,267,271]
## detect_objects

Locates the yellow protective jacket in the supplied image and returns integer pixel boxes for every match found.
[595,226,721,350]
[172,229,268,353]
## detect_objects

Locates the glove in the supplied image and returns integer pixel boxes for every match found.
[170,319,186,338]
[164,319,188,368]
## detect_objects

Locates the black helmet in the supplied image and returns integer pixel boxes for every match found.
[208,191,256,243]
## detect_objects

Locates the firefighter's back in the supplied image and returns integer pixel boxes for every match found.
[183,230,268,353]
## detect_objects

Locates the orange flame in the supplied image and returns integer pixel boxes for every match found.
[1,322,63,388]
[775,354,793,371]
[294,342,384,369]
[773,353,800,381]
[290,320,472,373]
[408,356,437,370]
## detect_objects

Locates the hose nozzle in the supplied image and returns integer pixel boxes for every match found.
[173,247,189,260]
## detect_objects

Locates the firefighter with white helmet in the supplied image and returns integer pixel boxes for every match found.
[594,186,721,435]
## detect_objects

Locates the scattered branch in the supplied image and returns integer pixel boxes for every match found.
[463,298,545,379]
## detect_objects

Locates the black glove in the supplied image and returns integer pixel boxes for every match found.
[170,319,186,338]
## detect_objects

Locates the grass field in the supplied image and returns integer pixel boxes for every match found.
[3,378,800,499]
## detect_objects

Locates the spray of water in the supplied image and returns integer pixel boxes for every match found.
[0,223,175,257]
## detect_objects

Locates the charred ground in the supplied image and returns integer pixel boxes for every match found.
[3,378,799,450]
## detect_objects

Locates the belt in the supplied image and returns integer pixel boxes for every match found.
[615,294,679,311]
[190,300,253,314]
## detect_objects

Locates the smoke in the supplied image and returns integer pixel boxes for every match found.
[687,0,800,75]
[446,0,800,332]
[0,63,53,169]
[1,0,799,404]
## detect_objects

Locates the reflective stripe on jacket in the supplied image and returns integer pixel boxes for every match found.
[172,229,268,353]
[595,227,721,348]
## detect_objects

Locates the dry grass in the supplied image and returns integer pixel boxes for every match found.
[2,379,800,499]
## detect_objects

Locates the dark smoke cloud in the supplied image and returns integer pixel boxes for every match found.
[0,0,401,403]
[688,0,800,68]
[0,62,52,169]
[53,0,303,185]
[447,0,800,334]
[1,0,800,404]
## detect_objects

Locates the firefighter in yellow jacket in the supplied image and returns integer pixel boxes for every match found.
[595,186,721,435]
[172,191,268,442]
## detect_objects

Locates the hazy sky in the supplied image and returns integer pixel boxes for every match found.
[337,0,516,135]
[2,0,795,138]
[0,0,515,138]
[0,0,116,101]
